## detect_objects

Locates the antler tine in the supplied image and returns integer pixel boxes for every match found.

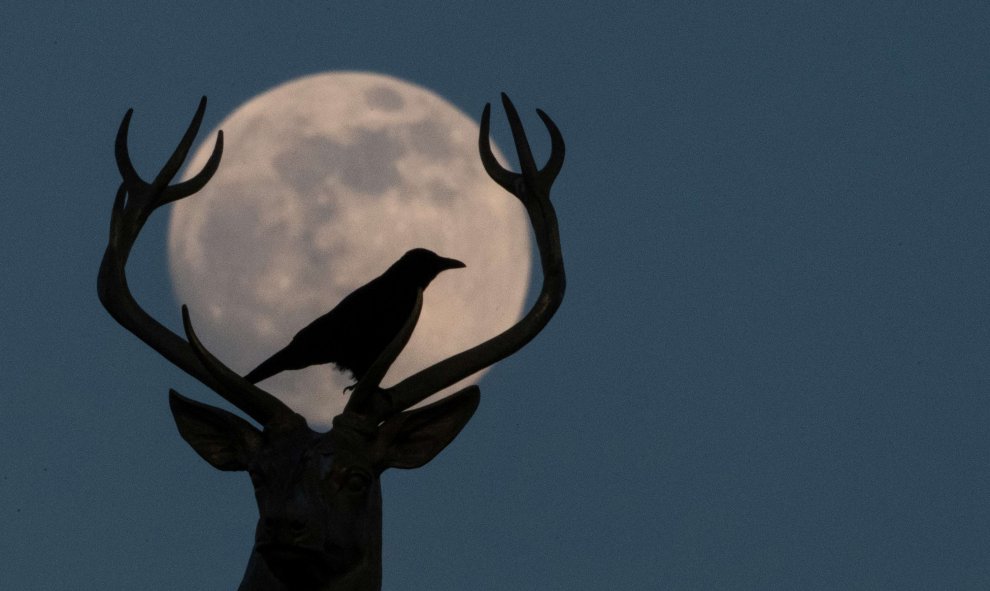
[151,96,208,191]
[164,134,224,202]
[499,93,540,189]
[372,95,566,416]
[478,103,516,192]
[109,99,223,258]
[479,94,565,200]
[345,290,424,419]
[158,97,224,204]
[181,306,296,426]
[114,109,144,192]
[536,108,565,188]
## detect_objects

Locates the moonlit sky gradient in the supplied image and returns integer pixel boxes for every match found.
[4,3,990,589]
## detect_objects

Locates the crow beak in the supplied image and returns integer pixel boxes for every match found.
[437,256,466,271]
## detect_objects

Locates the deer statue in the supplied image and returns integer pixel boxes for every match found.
[97,93,565,590]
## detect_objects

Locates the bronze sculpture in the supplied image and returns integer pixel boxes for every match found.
[98,93,565,590]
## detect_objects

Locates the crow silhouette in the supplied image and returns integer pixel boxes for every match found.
[244,248,465,387]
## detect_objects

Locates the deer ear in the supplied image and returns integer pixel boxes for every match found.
[375,386,480,470]
[169,389,262,471]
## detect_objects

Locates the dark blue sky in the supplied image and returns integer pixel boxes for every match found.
[4,2,990,589]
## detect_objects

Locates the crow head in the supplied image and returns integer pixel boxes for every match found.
[394,248,466,288]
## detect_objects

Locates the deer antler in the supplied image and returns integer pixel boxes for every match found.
[101,94,563,429]
[363,93,566,419]
[98,97,294,427]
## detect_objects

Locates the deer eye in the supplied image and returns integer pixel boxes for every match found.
[343,470,371,494]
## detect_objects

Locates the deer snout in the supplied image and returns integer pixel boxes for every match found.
[257,505,318,547]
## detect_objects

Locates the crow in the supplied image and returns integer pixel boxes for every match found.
[244,248,465,387]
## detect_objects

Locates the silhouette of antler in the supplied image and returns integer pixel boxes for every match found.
[97,97,295,426]
[348,93,567,420]
[100,94,564,428]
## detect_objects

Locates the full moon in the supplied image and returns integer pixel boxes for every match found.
[168,72,531,427]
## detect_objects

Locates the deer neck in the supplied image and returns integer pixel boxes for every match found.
[237,542,382,591]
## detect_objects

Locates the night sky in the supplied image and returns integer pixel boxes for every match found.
[4,2,990,589]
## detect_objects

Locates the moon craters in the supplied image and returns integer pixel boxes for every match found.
[170,72,531,426]
[365,85,405,111]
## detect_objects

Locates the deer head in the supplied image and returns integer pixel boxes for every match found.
[98,94,564,590]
